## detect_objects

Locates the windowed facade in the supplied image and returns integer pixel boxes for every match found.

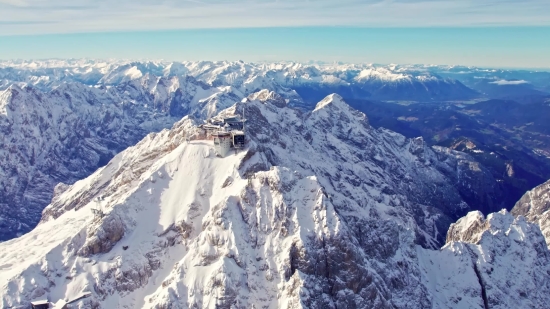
[213,132,232,157]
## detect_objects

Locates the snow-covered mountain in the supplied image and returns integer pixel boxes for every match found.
[5,59,550,103]
[511,179,550,246]
[0,60,480,105]
[0,75,243,240]
[1,92,538,309]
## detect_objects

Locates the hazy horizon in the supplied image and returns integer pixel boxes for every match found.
[1,27,550,69]
[1,0,549,68]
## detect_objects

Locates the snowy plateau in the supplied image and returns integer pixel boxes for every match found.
[1,90,550,308]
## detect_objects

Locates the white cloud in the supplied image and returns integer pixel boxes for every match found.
[0,0,549,35]
[490,80,530,85]
[0,0,27,7]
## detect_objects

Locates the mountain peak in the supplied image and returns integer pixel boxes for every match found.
[308,93,369,130]
[313,93,346,112]
[247,89,287,107]
[6,83,24,92]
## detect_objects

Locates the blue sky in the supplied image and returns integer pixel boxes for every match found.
[1,0,549,67]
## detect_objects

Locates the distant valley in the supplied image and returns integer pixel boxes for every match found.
[347,97,550,210]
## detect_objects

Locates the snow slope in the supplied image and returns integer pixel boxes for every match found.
[0,91,525,309]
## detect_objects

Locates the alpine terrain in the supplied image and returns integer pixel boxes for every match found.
[0,60,495,241]
[0,60,480,105]
[1,91,548,308]
[5,59,547,241]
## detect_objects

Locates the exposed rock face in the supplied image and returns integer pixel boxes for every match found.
[0,77,241,240]
[0,92,525,309]
[79,211,126,256]
[511,179,550,246]
[446,211,489,244]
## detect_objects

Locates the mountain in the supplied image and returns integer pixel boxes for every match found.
[0,60,507,243]
[0,59,121,90]
[181,62,479,104]
[5,60,550,104]
[0,75,242,240]
[1,60,547,245]
[2,92,539,309]
[0,60,480,105]
[511,179,550,246]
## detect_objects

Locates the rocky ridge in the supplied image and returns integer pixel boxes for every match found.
[511,179,550,246]
[421,210,550,309]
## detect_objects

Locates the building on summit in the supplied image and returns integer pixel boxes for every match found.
[197,114,247,157]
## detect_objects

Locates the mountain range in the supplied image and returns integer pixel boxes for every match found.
[3,60,549,104]
[1,60,550,308]
[2,60,549,240]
